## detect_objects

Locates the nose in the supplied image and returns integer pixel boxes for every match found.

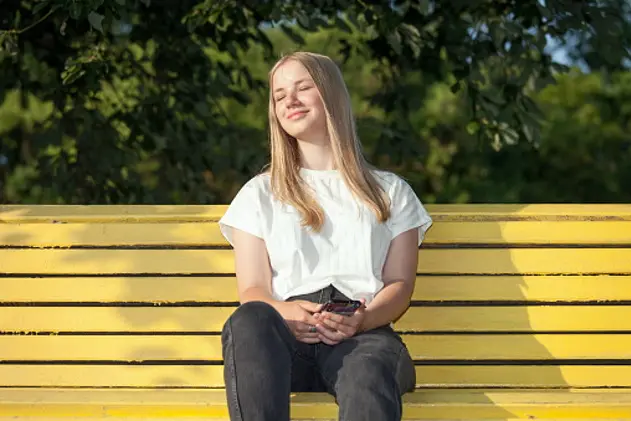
[286,89,301,107]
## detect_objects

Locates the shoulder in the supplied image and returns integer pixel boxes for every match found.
[235,173,272,196]
[224,174,273,211]
[245,172,271,188]
[369,169,409,195]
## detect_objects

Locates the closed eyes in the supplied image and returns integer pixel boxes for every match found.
[274,85,313,102]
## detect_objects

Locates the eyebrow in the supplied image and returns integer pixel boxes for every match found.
[273,78,311,94]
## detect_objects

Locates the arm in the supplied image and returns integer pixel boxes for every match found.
[314,227,419,343]
[360,228,419,332]
[231,228,322,343]
[231,228,276,306]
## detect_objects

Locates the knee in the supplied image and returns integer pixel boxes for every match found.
[222,301,282,338]
[339,358,394,388]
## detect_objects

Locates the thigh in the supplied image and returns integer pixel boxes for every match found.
[291,347,327,392]
[316,326,416,396]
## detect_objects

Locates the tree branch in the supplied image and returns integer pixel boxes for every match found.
[1,7,57,35]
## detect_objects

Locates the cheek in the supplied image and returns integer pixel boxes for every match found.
[302,94,325,117]
[306,93,324,109]
[274,104,285,123]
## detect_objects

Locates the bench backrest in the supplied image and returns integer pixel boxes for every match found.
[1,204,630,389]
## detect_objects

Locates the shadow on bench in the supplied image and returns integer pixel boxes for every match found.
[1,204,631,419]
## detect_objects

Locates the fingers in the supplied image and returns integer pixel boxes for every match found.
[316,324,345,345]
[295,332,320,343]
[315,312,356,337]
[285,300,367,346]
[294,300,323,314]
[358,298,367,312]
[318,333,341,346]
[288,321,320,344]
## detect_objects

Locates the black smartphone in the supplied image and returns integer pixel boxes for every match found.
[320,299,361,316]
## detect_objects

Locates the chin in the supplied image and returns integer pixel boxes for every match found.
[283,121,326,141]
[288,129,323,143]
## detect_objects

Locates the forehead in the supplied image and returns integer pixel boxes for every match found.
[272,59,313,90]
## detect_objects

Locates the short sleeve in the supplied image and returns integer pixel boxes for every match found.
[219,178,264,246]
[388,178,433,246]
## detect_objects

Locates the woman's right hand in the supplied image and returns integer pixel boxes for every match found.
[275,300,323,344]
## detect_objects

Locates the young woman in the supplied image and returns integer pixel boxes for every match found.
[219,52,433,421]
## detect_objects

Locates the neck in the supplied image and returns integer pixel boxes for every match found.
[296,134,335,171]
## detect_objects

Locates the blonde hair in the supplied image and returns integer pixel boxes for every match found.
[267,51,390,231]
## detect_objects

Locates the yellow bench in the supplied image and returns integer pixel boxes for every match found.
[1,204,631,420]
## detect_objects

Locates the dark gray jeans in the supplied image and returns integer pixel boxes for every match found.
[221,286,416,421]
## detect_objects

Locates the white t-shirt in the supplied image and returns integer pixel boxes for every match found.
[218,168,433,304]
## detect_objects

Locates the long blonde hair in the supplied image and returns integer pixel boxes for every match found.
[268,52,390,231]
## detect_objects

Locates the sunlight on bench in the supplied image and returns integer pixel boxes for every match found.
[1,204,631,420]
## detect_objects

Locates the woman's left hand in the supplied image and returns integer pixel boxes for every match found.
[314,299,366,345]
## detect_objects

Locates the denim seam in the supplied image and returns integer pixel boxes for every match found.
[225,318,243,421]
[316,363,335,394]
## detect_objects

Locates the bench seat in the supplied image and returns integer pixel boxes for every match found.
[1,204,631,420]
[3,389,631,419]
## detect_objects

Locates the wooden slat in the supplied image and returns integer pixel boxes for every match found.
[2,389,631,419]
[429,221,631,244]
[3,334,631,361]
[1,221,630,247]
[404,334,631,360]
[2,204,631,223]
[0,205,228,223]
[1,248,630,274]
[1,365,631,388]
[0,223,227,247]
[3,275,631,303]
[423,204,631,219]
[394,306,631,332]
[413,275,631,302]
[0,277,239,303]
[3,306,631,333]
[2,389,631,420]
[0,276,238,303]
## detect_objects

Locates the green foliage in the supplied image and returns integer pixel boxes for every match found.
[0,0,630,204]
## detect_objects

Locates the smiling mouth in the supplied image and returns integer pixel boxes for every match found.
[287,110,308,120]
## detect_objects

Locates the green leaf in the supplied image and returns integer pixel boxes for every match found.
[466,121,480,135]
[90,0,105,9]
[347,12,359,28]
[296,12,310,30]
[69,2,82,19]
[0,32,19,56]
[32,1,52,15]
[26,93,54,124]
[231,90,249,105]
[386,30,402,55]
[114,0,125,5]
[501,126,519,145]
[0,89,23,134]
[335,16,352,33]
[88,11,105,33]
[61,67,86,85]
[280,25,304,44]
[140,0,150,6]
